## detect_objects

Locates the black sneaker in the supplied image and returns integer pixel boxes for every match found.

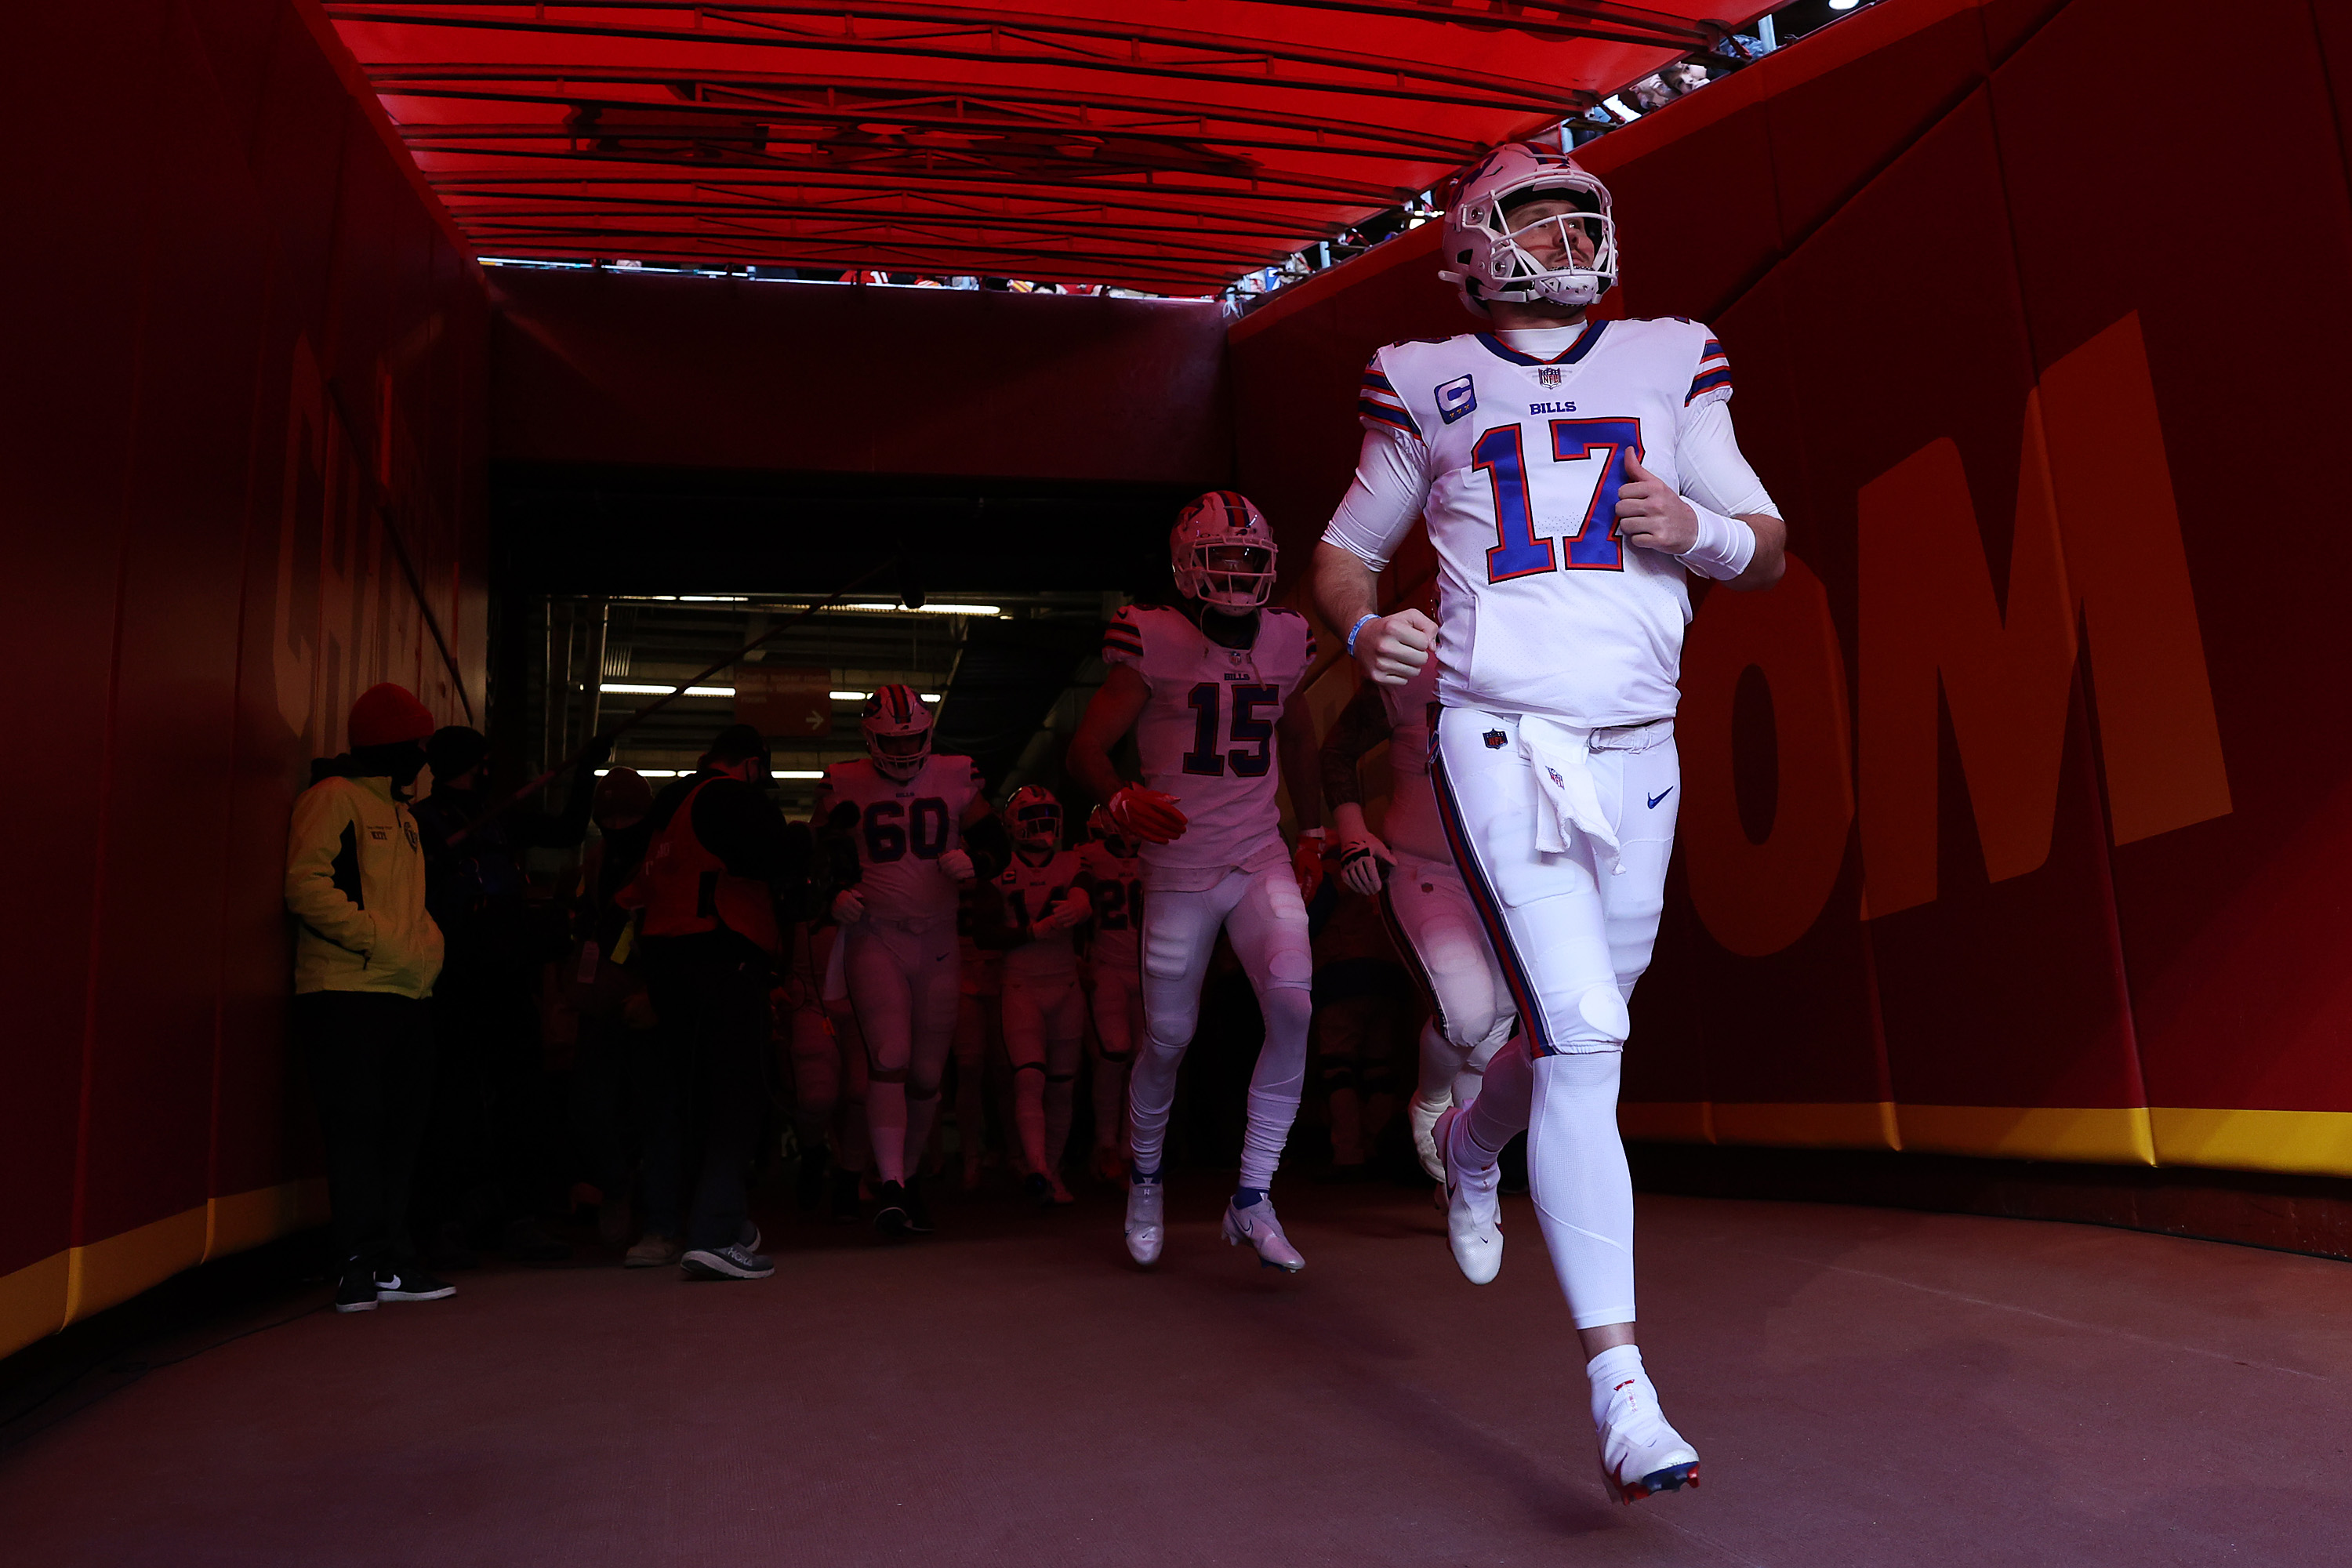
[680,1243,775,1280]
[374,1266,457,1303]
[902,1178,935,1235]
[871,1181,910,1237]
[334,1261,379,1314]
[1025,1171,1054,1210]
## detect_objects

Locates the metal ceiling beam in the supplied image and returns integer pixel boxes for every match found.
[470,224,1258,274]
[366,66,1494,161]
[479,241,1242,289]
[324,2,1588,114]
[441,190,1327,246]
[1231,0,1705,48]
[400,139,1417,207]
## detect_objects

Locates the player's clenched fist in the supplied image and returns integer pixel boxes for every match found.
[1356,608,1436,687]
[1292,837,1327,903]
[1109,784,1188,844]
[1613,452,1699,555]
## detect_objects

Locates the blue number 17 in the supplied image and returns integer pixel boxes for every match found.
[1475,416,1643,582]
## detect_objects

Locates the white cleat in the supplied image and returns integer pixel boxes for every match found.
[1409,1094,1448,1183]
[1124,1179,1166,1267]
[1435,1105,1502,1285]
[1595,1382,1701,1504]
[1221,1197,1305,1272]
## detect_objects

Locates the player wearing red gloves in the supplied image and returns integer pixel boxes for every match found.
[1067,493,1327,1272]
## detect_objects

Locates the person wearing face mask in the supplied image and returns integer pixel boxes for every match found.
[285,682,455,1316]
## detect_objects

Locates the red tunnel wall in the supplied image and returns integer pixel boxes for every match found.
[1236,0,2352,1178]
[0,0,489,1358]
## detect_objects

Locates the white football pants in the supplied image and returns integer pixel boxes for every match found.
[1087,945,1142,1154]
[1379,852,1516,1116]
[1434,708,1678,1330]
[1128,858,1314,1189]
[843,915,960,1185]
[1002,971,1086,1178]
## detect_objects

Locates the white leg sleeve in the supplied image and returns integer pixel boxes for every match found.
[1225,862,1316,1190]
[845,924,915,1185]
[901,922,961,1177]
[1529,1051,1636,1330]
[1002,978,1048,1172]
[1127,875,1241,1172]
[1044,985,1085,1174]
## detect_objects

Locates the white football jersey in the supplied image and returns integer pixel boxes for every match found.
[1358,317,1737,726]
[1374,655,1447,864]
[815,753,985,924]
[1076,839,1144,969]
[1101,603,1316,888]
[990,847,1086,983]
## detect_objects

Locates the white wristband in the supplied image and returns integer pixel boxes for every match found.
[1674,503,1757,582]
[1345,612,1380,656]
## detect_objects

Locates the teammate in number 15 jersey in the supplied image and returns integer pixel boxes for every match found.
[1313,141,1787,1507]
[1068,492,1327,1275]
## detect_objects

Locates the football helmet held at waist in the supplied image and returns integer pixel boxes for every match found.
[1439,140,1617,315]
[859,684,933,781]
[1170,491,1277,610]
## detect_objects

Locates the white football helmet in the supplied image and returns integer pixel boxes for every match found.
[1006,784,1062,851]
[1171,491,1277,610]
[1438,140,1618,315]
[858,684,933,781]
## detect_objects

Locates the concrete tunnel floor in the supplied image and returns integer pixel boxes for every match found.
[1,1172,2345,1566]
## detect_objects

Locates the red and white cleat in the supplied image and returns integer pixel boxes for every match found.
[1595,1381,1700,1504]
[1221,1197,1305,1272]
[1435,1105,1503,1285]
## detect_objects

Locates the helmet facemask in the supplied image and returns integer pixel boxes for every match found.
[1178,541,1277,610]
[1010,790,1062,853]
[1439,145,1619,315]
[859,684,934,781]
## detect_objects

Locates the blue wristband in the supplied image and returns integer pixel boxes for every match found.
[1345,612,1380,657]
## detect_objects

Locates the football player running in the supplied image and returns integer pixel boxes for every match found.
[1076,806,1145,1183]
[1312,142,1786,1504]
[1318,583,1516,1188]
[815,686,1007,1236]
[1069,493,1327,1272]
[973,785,1094,1206]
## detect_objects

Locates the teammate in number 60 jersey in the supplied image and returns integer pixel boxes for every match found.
[1069,492,1327,1275]
[814,686,1005,1236]
[1314,141,1788,1507]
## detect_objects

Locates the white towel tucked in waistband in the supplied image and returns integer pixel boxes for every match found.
[1519,715,1624,874]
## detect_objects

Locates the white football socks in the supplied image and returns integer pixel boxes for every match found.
[1586,1344,1655,1431]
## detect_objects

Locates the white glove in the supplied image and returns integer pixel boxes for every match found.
[1040,895,1089,932]
[831,887,866,925]
[1337,828,1393,896]
[938,848,975,883]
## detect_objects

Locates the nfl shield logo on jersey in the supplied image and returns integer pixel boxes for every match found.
[1436,374,1478,425]
[1536,365,1565,388]
[1483,729,1507,750]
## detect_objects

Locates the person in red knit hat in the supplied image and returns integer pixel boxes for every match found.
[285,683,458,1313]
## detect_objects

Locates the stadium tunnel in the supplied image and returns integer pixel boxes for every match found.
[9,0,2352,1562]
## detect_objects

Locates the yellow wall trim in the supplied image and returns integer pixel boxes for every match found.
[1,1179,327,1363]
[1617,1102,1712,1143]
[0,1252,70,1364]
[1708,1101,1902,1151]
[1895,1104,2157,1165]
[66,1208,209,1325]
[2150,1108,2352,1177]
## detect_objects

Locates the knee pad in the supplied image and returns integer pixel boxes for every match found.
[907,1083,941,1102]
[1012,1060,1046,1076]
[1096,1049,1132,1065]
[868,1065,910,1085]
[1045,1071,1078,1085]
[1549,985,1630,1054]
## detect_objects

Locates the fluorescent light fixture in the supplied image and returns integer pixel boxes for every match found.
[600,682,734,697]
[775,770,826,780]
[829,690,942,702]
[676,594,747,602]
[1828,0,1860,8]
[597,768,685,778]
[833,601,1001,616]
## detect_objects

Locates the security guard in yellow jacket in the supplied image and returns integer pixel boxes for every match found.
[285,682,457,1314]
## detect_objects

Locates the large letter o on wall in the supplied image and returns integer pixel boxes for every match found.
[1679,555,1854,957]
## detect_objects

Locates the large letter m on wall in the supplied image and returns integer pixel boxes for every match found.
[1858,313,2231,916]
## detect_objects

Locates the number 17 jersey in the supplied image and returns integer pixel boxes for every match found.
[1100,603,1314,890]
[1359,316,1731,728]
